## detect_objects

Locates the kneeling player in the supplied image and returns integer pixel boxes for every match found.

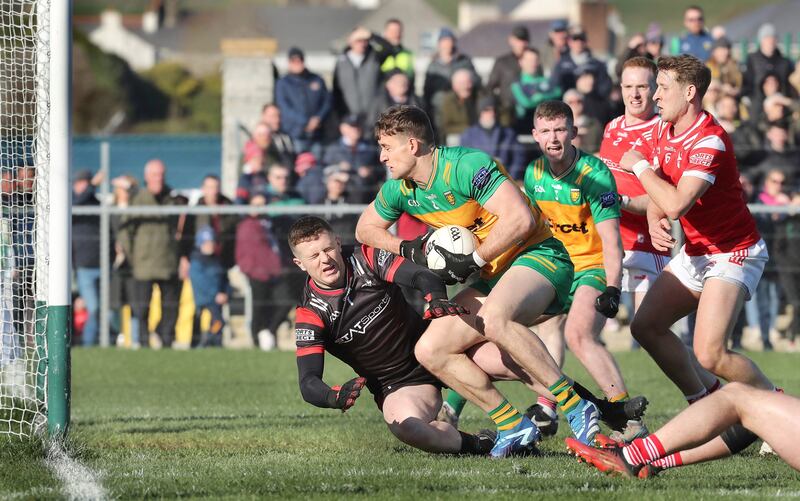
[567,383,800,477]
[291,216,539,455]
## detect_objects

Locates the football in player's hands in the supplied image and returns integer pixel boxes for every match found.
[431,245,480,284]
[332,377,367,412]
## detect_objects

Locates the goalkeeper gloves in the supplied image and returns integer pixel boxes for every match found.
[594,286,621,318]
[399,233,429,266]
[423,293,469,320]
[330,376,367,412]
[431,245,481,284]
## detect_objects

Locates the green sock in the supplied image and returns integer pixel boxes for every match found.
[445,390,468,416]
[488,399,523,431]
[548,376,582,414]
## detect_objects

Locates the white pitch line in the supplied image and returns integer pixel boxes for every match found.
[44,441,107,501]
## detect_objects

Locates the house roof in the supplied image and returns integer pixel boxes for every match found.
[723,0,797,42]
[458,19,553,58]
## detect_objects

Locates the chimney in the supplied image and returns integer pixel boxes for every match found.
[142,10,159,33]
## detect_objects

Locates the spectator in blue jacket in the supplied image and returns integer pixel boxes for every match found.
[275,47,331,156]
[460,95,526,180]
[294,152,326,204]
[189,225,231,347]
[323,115,381,203]
[679,6,713,61]
[550,26,611,99]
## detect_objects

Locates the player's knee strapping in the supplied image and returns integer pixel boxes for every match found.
[720,424,758,455]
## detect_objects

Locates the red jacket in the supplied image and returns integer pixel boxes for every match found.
[235,217,282,282]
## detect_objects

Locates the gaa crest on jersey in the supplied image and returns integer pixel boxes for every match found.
[472,167,490,189]
[570,188,581,203]
[444,190,456,206]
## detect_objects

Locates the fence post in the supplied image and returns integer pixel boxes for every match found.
[99,141,111,347]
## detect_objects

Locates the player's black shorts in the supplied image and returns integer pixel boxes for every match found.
[371,364,443,410]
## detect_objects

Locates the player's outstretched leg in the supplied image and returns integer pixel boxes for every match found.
[382,384,494,455]
[568,383,800,476]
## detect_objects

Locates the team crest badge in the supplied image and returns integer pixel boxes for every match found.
[570,188,581,203]
[444,190,456,206]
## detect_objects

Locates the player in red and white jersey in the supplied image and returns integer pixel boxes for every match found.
[618,55,774,400]
[597,57,669,322]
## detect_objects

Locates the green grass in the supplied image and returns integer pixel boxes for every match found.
[2,349,800,499]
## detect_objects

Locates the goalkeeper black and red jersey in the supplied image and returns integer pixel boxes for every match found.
[295,245,438,401]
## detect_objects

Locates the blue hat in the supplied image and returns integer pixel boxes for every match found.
[439,27,456,41]
[550,19,568,32]
[195,225,215,248]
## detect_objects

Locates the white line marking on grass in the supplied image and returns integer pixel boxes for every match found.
[44,442,107,501]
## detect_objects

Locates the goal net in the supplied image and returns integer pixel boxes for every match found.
[0,0,65,438]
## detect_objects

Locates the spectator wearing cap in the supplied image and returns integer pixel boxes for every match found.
[550,25,612,100]
[743,23,796,118]
[332,26,383,130]
[72,168,102,346]
[564,89,602,154]
[275,47,330,157]
[679,5,713,61]
[487,24,533,127]
[460,95,526,180]
[644,22,664,60]
[322,165,361,244]
[188,224,231,348]
[323,115,381,202]
[543,19,569,74]
[436,68,479,142]
[706,37,742,97]
[366,69,423,138]
[510,47,561,134]
[423,27,479,115]
[294,152,326,204]
[260,103,296,164]
[372,18,415,85]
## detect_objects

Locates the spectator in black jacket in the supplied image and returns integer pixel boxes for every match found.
[332,27,383,130]
[423,28,479,113]
[487,24,531,127]
[550,25,612,99]
[365,69,423,139]
[743,23,796,122]
[72,168,101,346]
[460,95,526,179]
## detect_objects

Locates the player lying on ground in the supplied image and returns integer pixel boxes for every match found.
[292,216,571,456]
[441,99,649,440]
[566,383,800,477]
[357,105,608,456]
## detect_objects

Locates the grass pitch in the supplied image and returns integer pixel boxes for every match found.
[2,349,800,499]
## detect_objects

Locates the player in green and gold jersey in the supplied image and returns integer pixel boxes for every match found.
[523,100,646,441]
[356,105,601,455]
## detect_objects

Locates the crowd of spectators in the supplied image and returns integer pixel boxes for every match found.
[65,9,800,350]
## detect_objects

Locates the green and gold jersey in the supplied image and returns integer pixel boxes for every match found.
[375,145,552,277]
[523,149,620,272]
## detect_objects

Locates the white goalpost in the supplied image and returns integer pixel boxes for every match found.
[0,0,71,438]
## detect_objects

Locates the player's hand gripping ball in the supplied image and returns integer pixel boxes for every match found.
[425,225,480,284]
[399,233,430,266]
[331,376,367,412]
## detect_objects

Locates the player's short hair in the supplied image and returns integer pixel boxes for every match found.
[374,105,435,145]
[657,54,712,99]
[385,18,402,28]
[288,216,334,251]
[684,5,703,15]
[534,100,574,129]
[621,56,657,76]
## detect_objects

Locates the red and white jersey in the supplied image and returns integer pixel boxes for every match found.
[636,111,760,256]
[597,115,668,255]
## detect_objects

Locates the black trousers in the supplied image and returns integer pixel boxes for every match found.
[131,278,181,347]
[249,276,294,344]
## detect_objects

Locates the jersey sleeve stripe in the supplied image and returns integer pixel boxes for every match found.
[683,170,716,184]
[296,346,324,356]
[295,307,324,328]
[385,255,405,282]
[692,135,726,152]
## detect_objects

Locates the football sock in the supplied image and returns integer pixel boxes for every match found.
[622,434,666,466]
[707,379,722,394]
[549,376,582,414]
[609,391,629,403]
[650,452,683,469]
[489,399,523,431]
[686,379,722,404]
[445,390,468,416]
[536,396,558,419]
